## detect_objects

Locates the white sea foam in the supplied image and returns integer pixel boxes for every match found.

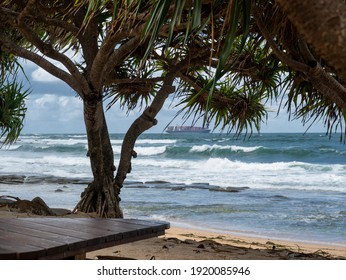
[135,146,166,156]
[111,139,177,145]
[130,156,346,192]
[136,139,177,144]
[112,145,168,155]
[0,154,90,178]
[111,139,125,145]
[18,136,88,146]
[112,145,121,154]
[194,158,346,192]
[190,144,262,153]
[6,144,22,150]
[230,145,263,152]
[134,158,194,169]
[39,155,89,166]
[43,139,88,145]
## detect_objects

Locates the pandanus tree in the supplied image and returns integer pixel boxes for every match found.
[0,52,28,145]
[0,0,345,217]
[0,0,258,217]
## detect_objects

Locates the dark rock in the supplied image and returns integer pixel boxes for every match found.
[209,187,240,193]
[145,180,169,184]
[183,239,195,245]
[171,187,186,191]
[31,197,56,216]
[165,237,181,244]
[0,175,91,185]
[0,175,25,184]
[154,184,186,190]
[209,186,249,193]
[12,197,56,216]
[51,208,72,216]
[55,188,64,192]
[25,176,45,184]
[190,182,210,186]
[188,183,214,190]
[124,184,150,189]
[0,196,18,205]
[125,181,144,185]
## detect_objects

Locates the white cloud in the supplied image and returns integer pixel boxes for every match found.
[28,50,80,83]
[34,94,57,107]
[31,67,61,83]
[23,94,84,133]
[58,96,71,108]
[22,91,326,134]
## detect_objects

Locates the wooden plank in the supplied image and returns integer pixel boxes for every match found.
[0,219,116,259]
[0,236,46,259]
[120,219,171,229]
[0,228,69,257]
[0,218,169,259]
[0,220,88,253]
[0,247,17,260]
[0,220,83,243]
[0,224,86,258]
[28,218,165,244]
[0,219,98,240]
[0,219,93,259]
[24,219,130,246]
[42,219,168,259]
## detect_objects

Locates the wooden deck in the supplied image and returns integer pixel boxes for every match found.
[0,218,170,260]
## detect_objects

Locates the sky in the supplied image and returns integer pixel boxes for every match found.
[19,61,327,135]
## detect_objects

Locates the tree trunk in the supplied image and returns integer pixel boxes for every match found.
[115,75,176,188]
[275,0,346,81]
[74,97,123,218]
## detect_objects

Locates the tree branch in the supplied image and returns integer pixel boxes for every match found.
[102,36,142,82]
[254,3,346,108]
[0,34,82,93]
[275,0,346,81]
[0,6,79,36]
[177,72,204,92]
[14,2,87,92]
[89,28,136,91]
[253,5,310,74]
[105,76,164,87]
[73,7,99,73]
[114,72,176,187]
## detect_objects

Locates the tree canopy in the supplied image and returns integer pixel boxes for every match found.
[0,53,28,145]
[1,1,345,138]
[0,0,345,216]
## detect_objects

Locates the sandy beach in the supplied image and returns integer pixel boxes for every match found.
[0,206,345,260]
[87,226,346,260]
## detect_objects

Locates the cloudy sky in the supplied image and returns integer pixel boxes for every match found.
[20,61,326,134]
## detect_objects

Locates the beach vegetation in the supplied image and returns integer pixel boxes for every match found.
[0,0,345,217]
[0,53,28,145]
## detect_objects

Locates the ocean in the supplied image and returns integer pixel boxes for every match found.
[0,133,345,247]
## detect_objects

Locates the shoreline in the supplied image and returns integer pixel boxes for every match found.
[168,220,346,249]
[0,208,344,259]
[168,226,346,256]
[87,226,346,260]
